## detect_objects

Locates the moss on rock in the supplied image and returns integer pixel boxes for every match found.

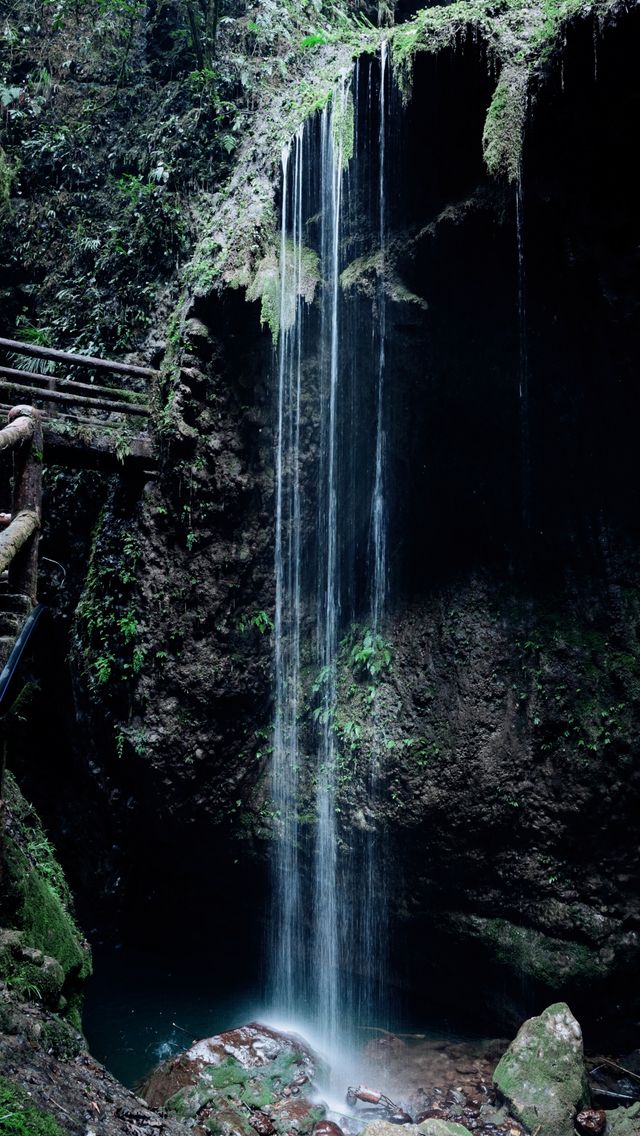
[0,1076,65,1136]
[0,773,91,1018]
[605,1102,640,1136]
[449,913,605,988]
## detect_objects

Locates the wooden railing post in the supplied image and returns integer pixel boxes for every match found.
[7,405,43,605]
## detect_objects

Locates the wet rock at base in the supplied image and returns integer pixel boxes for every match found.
[141,1022,323,1135]
[313,1120,345,1136]
[604,1101,640,1135]
[492,1002,589,1136]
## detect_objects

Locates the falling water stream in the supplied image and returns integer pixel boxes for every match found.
[269,51,390,1064]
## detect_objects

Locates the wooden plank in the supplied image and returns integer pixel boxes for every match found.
[0,414,35,454]
[0,364,147,404]
[0,510,39,575]
[0,379,150,416]
[0,336,159,379]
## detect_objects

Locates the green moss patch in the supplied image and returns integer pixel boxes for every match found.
[0,1076,65,1136]
[0,773,91,1017]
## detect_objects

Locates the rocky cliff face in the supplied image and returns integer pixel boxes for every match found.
[2,0,640,1046]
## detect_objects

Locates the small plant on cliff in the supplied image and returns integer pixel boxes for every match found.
[350,629,392,678]
[74,505,145,702]
[238,610,274,634]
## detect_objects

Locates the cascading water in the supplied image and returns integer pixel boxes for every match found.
[271,127,306,1019]
[269,52,390,1058]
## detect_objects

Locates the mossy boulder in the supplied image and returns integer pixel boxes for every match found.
[0,930,64,1007]
[142,1022,323,1134]
[493,1002,589,1136]
[0,774,91,1020]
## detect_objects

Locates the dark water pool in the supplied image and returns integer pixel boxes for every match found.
[82,945,264,1088]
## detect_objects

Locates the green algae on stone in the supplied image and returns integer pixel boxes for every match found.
[605,1102,640,1136]
[0,1076,66,1136]
[493,1002,589,1136]
[0,773,91,1017]
[449,913,605,987]
[248,240,320,340]
[331,87,355,167]
[418,1121,474,1136]
[389,0,618,181]
[482,67,527,182]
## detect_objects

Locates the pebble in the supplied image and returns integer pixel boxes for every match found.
[312,1121,345,1136]
[575,1109,606,1136]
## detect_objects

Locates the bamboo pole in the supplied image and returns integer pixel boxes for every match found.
[0,378,149,416]
[0,365,147,404]
[0,336,158,379]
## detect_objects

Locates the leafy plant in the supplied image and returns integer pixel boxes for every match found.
[350,629,392,678]
[238,610,274,634]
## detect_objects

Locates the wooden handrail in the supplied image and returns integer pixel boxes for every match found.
[0,510,40,575]
[0,378,149,416]
[0,336,158,380]
[0,364,147,404]
[2,407,43,604]
[0,414,36,454]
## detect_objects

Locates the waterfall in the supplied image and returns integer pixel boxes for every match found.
[271,127,305,1018]
[313,83,348,1047]
[269,51,389,1057]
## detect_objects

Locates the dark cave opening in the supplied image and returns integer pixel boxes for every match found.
[384,9,640,606]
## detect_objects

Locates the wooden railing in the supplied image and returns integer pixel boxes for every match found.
[0,405,43,605]
[0,337,156,419]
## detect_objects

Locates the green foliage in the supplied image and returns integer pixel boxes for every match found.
[6,318,56,374]
[300,32,331,48]
[74,505,145,702]
[0,1077,65,1136]
[238,610,274,634]
[0,147,16,215]
[350,628,393,678]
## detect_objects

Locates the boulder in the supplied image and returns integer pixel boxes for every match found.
[140,1022,323,1135]
[493,1002,589,1136]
